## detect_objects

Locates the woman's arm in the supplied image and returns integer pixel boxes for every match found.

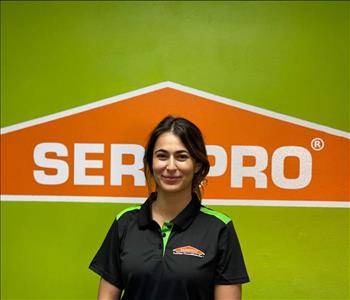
[97,277,122,300]
[214,284,242,300]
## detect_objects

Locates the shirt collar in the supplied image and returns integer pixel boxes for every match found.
[138,192,201,231]
[137,192,157,228]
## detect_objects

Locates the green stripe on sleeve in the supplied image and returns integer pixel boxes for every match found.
[116,206,141,220]
[200,207,231,224]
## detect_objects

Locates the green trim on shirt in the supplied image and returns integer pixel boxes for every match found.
[161,221,173,255]
[116,206,141,220]
[200,207,231,225]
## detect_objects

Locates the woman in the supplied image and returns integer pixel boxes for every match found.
[89,116,249,299]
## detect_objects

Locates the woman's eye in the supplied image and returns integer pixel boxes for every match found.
[156,154,167,160]
[177,155,189,161]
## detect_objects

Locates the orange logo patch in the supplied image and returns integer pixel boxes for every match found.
[173,246,205,258]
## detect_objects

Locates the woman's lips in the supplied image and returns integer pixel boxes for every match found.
[161,175,181,184]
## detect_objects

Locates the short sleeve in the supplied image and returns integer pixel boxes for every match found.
[89,219,123,289]
[214,220,250,285]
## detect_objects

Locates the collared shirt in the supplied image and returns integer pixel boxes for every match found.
[89,193,249,300]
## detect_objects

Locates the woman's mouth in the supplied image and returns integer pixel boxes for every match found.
[161,175,181,184]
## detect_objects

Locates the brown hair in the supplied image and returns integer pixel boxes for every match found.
[143,115,210,200]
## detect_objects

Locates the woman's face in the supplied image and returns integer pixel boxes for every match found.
[152,132,197,195]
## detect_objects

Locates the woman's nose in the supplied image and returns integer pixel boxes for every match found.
[166,157,177,171]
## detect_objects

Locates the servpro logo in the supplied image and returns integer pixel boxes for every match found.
[1,82,349,207]
[173,246,205,258]
[32,143,312,190]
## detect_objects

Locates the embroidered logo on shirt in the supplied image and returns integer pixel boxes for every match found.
[173,246,205,258]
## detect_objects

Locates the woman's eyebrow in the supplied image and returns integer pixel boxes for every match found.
[154,149,189,154]
[175,150,190,154]
[154,149,167,153]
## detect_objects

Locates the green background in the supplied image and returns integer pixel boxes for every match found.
[1,1,349,299]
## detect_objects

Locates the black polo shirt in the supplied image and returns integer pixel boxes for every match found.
[89,193,249,299]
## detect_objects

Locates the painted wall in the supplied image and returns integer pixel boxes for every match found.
[1,1,349,299]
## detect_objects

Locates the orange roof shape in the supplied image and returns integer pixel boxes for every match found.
[1,82,349,207]
[173,246,205,258]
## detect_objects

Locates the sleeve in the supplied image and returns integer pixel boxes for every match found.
[89,219,124,289]
[214,220,250,285]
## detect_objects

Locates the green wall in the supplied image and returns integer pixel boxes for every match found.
[1,1,349,299]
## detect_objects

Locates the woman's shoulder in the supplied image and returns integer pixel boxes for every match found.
[199,206,232,225]
[116,205,142,221]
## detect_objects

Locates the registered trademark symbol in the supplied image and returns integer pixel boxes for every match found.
[311,138,324,151]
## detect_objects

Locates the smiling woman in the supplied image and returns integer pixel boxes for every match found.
[143,115,210,200]
[89,116,250,300]
[152,132,197,195]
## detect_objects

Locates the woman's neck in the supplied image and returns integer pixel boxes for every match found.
[152,190,192,226]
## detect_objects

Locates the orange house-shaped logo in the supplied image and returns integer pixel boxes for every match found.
[1,82,349,207]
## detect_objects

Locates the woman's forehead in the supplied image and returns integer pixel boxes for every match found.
[154,132,188,152]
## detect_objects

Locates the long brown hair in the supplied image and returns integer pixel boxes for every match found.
[143,116,210,200]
